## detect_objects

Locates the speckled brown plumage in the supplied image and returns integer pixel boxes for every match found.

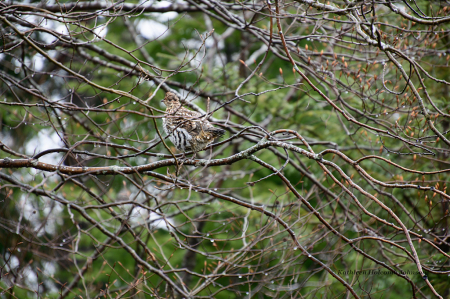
[161,92,225,153]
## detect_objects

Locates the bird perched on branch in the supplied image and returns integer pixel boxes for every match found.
[161,92,225,157]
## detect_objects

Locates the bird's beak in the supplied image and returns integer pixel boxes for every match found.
[160,99,164,102]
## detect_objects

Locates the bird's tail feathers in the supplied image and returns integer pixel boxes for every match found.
[208,128,226,139]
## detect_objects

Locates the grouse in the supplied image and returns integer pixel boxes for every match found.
[161,92,225,155]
